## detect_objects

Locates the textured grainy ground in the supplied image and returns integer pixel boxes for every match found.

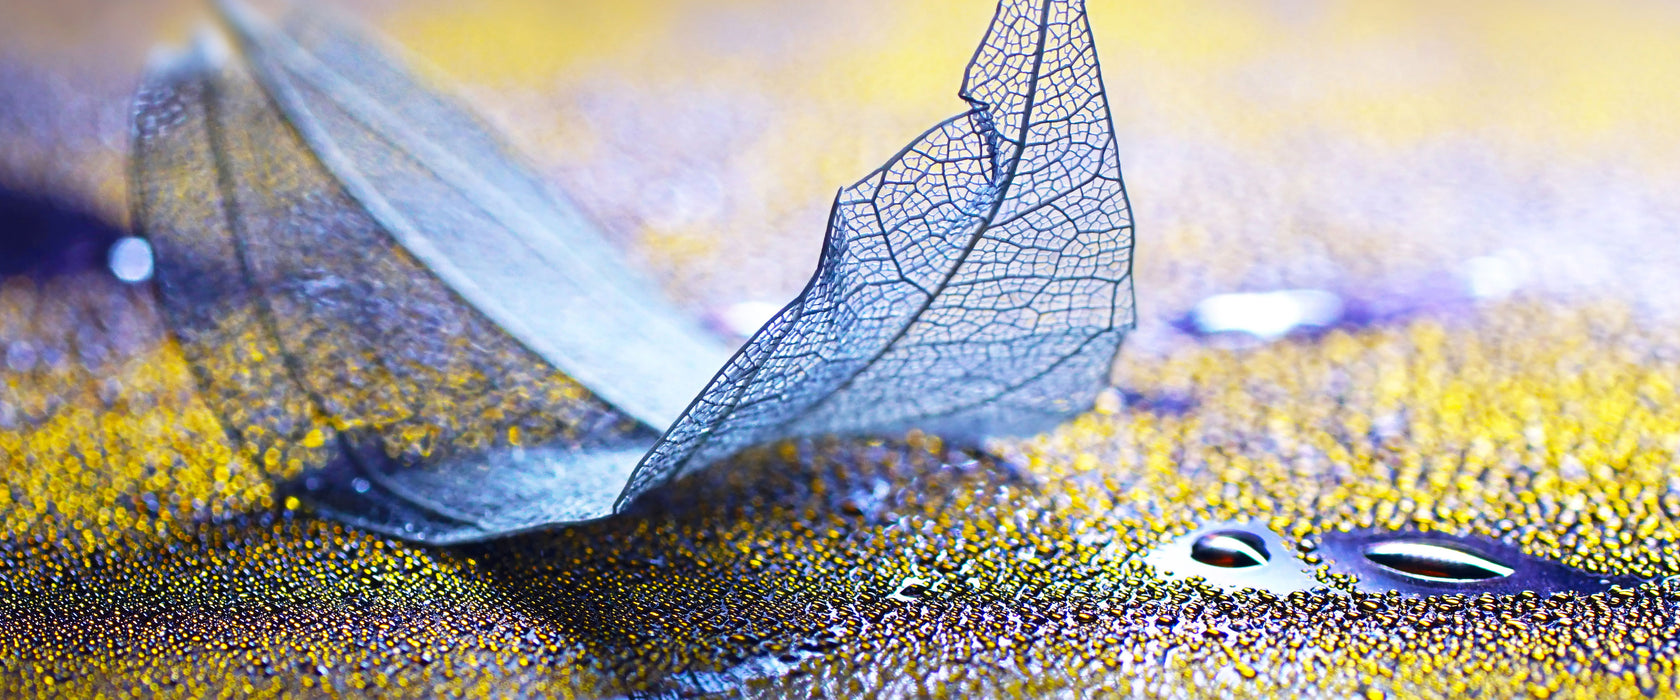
[3,1,1680,697]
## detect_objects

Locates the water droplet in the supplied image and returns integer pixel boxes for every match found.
[1465,251,1526,299]
[1141,522,1319,594]
[1190,530,1270,568]
[1191,289,1343,339]
[107,236,154,283]
[1363,541,1514,582]
[351,477,371,494]
[887,577,930,602]
[1321,530,1640,595]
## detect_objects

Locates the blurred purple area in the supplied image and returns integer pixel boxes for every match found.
[0,187,124,278]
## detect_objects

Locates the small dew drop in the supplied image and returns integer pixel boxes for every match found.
[108,236,155,283]
[351,477,371,494]
[1465,250,1527,300]
[887,576,930,602]
[713,300,782,339]
[1189,530,1270,569]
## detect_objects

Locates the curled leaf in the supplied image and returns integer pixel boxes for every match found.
[627,0,1135,500]
[131,0,1133,542]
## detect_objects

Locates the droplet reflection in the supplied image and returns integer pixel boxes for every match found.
[1140,522,1319,594]
[1363,541,1514,582]
[1320,530,1644,595]
[1190,530,1270,569]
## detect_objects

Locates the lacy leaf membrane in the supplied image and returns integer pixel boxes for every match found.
[131,0,1132,542]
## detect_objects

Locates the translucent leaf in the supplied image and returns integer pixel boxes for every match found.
[624,0,1134,501]
[132,36,665,542]
[213,0,733,430]
[131,0,1133,543]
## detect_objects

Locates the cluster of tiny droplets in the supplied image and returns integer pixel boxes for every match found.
[2,0,1679,694]
[5,268,1680,698]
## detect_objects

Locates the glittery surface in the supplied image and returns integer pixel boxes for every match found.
[3,0,1680,697]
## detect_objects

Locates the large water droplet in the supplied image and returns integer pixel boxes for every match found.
[1190,530,1270,568]
[1321,530,1644,595]
[1363,541,1514,582]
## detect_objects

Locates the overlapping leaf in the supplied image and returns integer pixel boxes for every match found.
[131,0,1132,543]
[132,38,663,542]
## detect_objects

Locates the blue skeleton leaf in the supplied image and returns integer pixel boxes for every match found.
[129,0,1134,543]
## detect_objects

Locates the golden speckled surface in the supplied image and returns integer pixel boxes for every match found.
[4,0,1680,697]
